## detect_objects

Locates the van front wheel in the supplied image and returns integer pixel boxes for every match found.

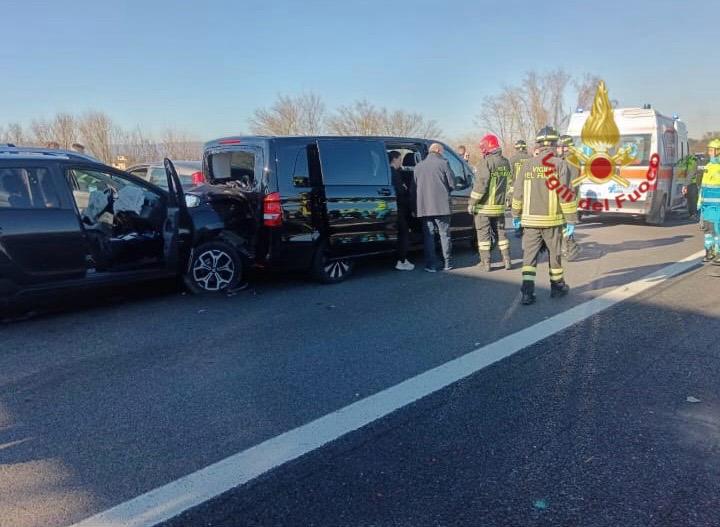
[184,241,243,294]
[312,243,354,284]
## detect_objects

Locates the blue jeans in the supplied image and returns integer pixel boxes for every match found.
[422,215,452,269]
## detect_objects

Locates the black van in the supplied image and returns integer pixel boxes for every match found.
[0,147,252,308]
[191,136,477,283]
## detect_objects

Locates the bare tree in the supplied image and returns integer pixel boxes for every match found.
[159,129,202,160]
[250,93,325,135]
[78,111,118,163]
[0,123,25,145]
[380,109,442,138]
[477,69,601,148]
[30,119,53,146]
[50,113,79,149]
[118,127,160,166]
[326,100,441,138]
[574,74,603,111]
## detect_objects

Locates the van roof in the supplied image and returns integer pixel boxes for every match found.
[204,135,435,148]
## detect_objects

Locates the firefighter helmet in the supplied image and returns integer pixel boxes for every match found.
[514,139,527,150]
[559,135,574,147]
[535,126,559,146]
[708,138,720,150]
[478,134,501,155]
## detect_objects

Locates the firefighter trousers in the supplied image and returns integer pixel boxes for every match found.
[521,226,564,291]
[475,214,508,253]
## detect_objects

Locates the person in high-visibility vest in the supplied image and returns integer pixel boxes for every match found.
[507,139,531,208]
[680,154,700,220]
[468,133,513,271]
[512,126,578,305]
[699,138,720,264]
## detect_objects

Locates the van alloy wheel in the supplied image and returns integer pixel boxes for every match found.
[323,259,351,279]
[192,249,236,291]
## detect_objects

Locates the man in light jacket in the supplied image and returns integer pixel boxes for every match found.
[413,143,456,272]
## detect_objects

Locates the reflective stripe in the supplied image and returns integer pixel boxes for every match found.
[523,179,531,217]
[470,191,484,200]
[477,204,505,215]
[488,175,497,207]
[522,265,536,273]
[703,198,720,203]
[548,187,558,219]
[497,239,510,249]
[520,213,565,227]
[549,268,564,276]
[561,201,578,214]
[478,242,492,250]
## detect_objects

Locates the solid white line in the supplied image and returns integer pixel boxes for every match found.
[69,250,704,527]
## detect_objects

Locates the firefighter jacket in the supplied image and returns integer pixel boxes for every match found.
[699,161,720,223]
[512,147,578,227]
[507,151,531,201]
[468,150,511,216]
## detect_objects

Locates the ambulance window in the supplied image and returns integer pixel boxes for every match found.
[618,134,651,165]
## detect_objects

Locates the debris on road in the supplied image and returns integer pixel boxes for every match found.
[686,396,701,403]
[533,499,549,510]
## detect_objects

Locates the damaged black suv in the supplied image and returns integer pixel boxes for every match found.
[0,147,252,308]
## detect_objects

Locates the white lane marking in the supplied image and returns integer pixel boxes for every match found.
[70,250,705,527]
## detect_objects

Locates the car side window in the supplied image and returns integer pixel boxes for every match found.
[67,168,160,222]
[318,140,390,186]
[0,167,63,209]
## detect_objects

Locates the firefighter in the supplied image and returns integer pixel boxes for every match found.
[507,139,531,207]
[468,133,513,271]
[512,126,578,305]
[698,138,720,264]
[558,134,581,261]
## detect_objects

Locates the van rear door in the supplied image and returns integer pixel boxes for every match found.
[316,138,397,255]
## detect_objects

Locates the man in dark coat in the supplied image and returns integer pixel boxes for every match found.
[412,143,456,272]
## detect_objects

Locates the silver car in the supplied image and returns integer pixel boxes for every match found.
[127,160,203,189]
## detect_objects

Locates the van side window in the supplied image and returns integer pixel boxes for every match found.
[444,149,468,189]
[0,167,62,209]
[292,147,310,187]
[318,140,390,186]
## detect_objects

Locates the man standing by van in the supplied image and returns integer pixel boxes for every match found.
[389,151,414,271]
[413,143,456,272]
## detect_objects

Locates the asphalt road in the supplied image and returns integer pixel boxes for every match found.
[164,261,720,527]
[0,213,711,527]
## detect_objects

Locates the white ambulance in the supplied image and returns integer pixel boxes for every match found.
[565,107,689,224]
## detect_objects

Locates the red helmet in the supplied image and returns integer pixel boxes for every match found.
[478,134,500,155]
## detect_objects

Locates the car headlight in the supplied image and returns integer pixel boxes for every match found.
[185,194,201,208]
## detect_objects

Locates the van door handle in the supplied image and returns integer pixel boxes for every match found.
[377,188,391,196]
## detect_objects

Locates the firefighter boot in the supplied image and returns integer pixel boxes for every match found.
[477,251,491,272]
[501,249,512,270]
[550,279,570,298]
[521,280,536,305]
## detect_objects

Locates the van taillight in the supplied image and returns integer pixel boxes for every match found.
[191,171,205,186]
[263,192,283,227]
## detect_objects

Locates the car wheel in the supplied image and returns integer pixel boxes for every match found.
[312,242,354,284]
[184,241,243,294]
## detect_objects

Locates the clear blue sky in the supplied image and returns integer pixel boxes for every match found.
[1,0,714,140]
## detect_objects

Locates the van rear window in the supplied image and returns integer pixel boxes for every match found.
[209,150,257,187]
[572,134,651,165]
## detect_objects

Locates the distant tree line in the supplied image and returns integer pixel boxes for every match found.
[0,112,201,166]
[249,94,442,139]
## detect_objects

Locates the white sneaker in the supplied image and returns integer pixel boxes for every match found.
[395,260,415,271]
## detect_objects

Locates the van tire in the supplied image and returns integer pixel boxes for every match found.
[645,197,667,225]
[184,241,243,294]
[312,242,354,284]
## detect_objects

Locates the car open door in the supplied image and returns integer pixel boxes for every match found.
[163,158,191,271]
